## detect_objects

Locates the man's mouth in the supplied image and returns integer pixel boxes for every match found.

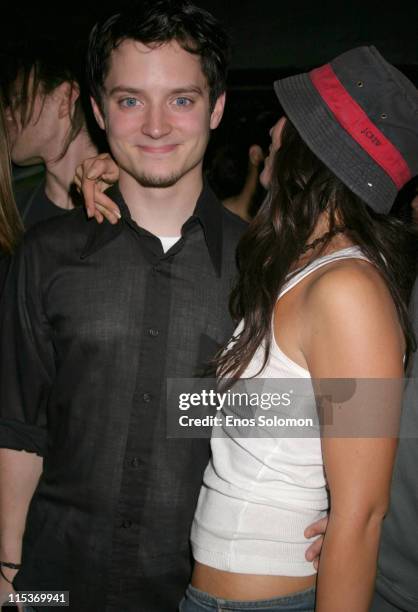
[137,145,178,154]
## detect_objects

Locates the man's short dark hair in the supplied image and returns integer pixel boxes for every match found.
[87,0,230,111]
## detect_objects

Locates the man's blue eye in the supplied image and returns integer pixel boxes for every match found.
[175,97,191,106]
[121,98,138,107]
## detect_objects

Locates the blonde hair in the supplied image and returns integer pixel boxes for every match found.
[0,97,23,254]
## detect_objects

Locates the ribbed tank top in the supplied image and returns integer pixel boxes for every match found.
[191,247,370,576]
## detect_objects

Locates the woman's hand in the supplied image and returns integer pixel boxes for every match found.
[74,153,121,224]
[304,516,328,570]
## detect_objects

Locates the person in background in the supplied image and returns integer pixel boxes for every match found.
[206,139,265,221]
[0,91,24,612]
[1,41,103,229]
[368,275,418,609]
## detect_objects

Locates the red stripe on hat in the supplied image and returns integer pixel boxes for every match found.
[310,64,411,189]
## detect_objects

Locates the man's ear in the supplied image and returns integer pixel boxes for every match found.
[90,96,106,131]
[56,81,80,119]
[209,92,226,130]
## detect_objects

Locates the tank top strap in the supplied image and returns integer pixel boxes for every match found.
[278,246,370,300]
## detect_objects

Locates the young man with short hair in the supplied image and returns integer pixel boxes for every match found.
[0,3,246,610]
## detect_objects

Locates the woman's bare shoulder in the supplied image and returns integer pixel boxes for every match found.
[301,257,404,378]
[304,257,393,315]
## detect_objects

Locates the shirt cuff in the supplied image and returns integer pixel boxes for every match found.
[0,418,47,456]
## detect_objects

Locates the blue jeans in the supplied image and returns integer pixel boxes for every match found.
[179,584,316,611]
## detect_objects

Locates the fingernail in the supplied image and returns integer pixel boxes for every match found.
[115,210,122,219]
[87,170,98,180]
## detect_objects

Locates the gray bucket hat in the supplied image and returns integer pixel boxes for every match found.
[274,46,418,214]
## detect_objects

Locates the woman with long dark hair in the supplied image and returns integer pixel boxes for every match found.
[183,47,418,611]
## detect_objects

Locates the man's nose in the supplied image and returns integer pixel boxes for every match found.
[141,105,171,139]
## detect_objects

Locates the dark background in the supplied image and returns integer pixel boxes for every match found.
[1,0,416,134]
[1,0,417,69]
[1,0,417,208]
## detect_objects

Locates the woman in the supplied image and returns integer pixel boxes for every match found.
[75,47,418,611]
[0,96,23,293]
[182,47,418,611]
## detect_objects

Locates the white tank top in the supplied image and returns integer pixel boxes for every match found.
[191,247,370,576]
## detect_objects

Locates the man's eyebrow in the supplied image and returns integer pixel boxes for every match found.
[107,85,204,96]
[169,86,204,95]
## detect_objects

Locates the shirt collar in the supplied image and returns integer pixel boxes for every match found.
[81,182,223,276]
[80,185,126,260]
[184,181,223,276]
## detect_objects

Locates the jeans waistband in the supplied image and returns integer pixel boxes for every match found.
[185,584,316,610]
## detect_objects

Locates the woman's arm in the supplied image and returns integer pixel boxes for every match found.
[303,260,404,612]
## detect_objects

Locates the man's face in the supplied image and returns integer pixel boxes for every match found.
[92,39,225,189]
[259,116,286,189]
[5,72,58,166]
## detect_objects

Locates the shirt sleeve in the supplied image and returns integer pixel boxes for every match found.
[0,238,55,456]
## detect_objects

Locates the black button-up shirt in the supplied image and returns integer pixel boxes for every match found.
[0,184,246,611]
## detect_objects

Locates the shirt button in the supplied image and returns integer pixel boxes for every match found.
[131,457,140,468]
[148,328,159,337]
[121,519,132,529]
[142,392,152,403]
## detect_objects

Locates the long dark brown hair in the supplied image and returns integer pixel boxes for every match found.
[0,97,23,254]
[217,120,418,381]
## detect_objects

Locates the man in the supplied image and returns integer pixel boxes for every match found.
[2,42,102,228]
[0,2,246,610]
